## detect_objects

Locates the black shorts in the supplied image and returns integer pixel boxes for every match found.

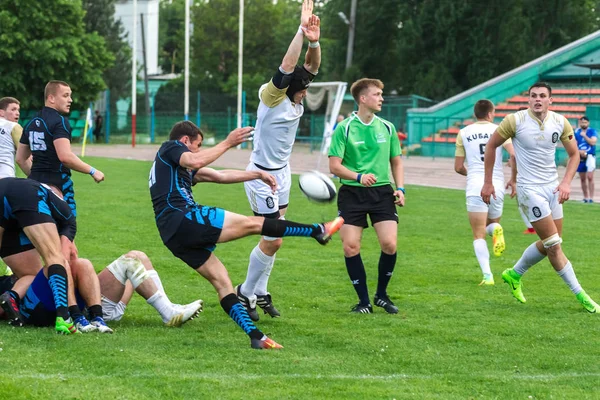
[163,206,225,269]
[29,171,76,217]
[337,185,398,228]
[0,229,35,258]
[0,183,56,230]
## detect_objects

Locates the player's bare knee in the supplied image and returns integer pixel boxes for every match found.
[262,237,282,253]
[343,243,361,257]
[380,242,397,254]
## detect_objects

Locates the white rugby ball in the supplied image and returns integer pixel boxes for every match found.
[298,171,337,203]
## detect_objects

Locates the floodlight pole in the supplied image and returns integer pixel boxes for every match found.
[237,0,244,129]
[345,0,357,70]
[184,0,190,121]
[131,0,137,147]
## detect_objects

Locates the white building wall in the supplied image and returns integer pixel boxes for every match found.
[115,0,161,75]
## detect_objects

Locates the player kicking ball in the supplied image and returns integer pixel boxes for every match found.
[454,100,514,285]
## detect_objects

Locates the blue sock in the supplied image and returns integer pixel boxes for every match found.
[220,293,263,340]
[47,264,69,319]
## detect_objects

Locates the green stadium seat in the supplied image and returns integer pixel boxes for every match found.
[70,110,81,119]
[74,120,86,128]
[71,128,82,138]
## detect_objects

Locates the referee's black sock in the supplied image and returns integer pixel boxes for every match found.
[261,218,319,238]
[376,251,397,297]
[47,264,70,320]
[345,254,370,305]
[220,293,263,340]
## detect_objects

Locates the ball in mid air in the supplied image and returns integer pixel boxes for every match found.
[298,171,337,203]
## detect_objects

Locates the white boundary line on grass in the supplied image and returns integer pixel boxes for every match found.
[11,372,600,381]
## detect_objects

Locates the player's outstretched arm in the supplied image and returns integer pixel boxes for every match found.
[280,0,313,72]
[193,168,277,191]
[54,138,104,183]
[303,14,321,74]
[179,127,254,170]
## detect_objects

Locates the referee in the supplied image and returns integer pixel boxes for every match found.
[328,78,405,314]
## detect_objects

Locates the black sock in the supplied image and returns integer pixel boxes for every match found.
[376,251,397,297]
[220,293,263,340]
[87,304,103,320]
[47,264,69,319]
[68,305,83,320]
[261,218,320,238]
[345,254,370,305]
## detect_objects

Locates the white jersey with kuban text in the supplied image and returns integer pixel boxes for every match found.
[497,109,574,186]
[455,121,507,197]
[250,81,304,170]
[0,117,22,178]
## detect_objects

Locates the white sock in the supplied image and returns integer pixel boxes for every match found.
[485,223,500,236]
[147,291,176,323]
[513,242,546,276]
[473,239,491,276]
[556,261,582,295]
[254,254,276,296]
[518,206,533,229]
[146,270,173,304]
[241,245,273,298]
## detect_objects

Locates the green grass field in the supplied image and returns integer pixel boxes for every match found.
[1,157,599,399]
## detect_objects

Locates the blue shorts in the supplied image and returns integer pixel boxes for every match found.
[20,269,85,326]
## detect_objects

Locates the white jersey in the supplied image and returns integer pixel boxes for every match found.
[0,117,21,178]
[455,121,507,197]
[250,80,304,169]
[497,109,573,186]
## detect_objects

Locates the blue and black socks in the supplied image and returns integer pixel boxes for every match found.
[220,293,263,340]
[47,264,69,320]
[261,218,321,238]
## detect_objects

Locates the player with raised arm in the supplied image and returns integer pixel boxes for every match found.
[481,82,600,313]
[454,100,514,285]
[149,121,343,349]
[239,0,321,321]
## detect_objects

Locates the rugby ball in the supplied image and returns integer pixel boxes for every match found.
[298,171,337,203]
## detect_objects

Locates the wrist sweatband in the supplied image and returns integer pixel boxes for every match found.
[89,167,96,176]
[356,174,362,184]
[308,41,320,48]
[397,187,405,194]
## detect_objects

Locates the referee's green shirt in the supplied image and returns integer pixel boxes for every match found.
[328,113,401,187]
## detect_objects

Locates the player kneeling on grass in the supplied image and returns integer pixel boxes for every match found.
[454,99,514,285]
[149,121,343,349]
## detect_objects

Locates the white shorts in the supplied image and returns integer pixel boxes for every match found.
[244,163,291,215]
[586,155,596,172]
[101,296,127,322]
[466,192,504,219]
[516,185,563,223]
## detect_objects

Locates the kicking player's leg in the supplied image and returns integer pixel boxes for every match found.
[195,253,282,349]
[218,210,343,244]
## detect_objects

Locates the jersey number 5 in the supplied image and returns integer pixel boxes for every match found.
[29,131,47,151]
[479,143,486,161]
[148,161,156,188]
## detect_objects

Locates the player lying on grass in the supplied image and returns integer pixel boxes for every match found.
[149,121,344,349]
[0,251,202,330]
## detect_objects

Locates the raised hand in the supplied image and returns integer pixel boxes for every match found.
[301,0,313,27]
[304,14,320,43]
[226,127,255,147]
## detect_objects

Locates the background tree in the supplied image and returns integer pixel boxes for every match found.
[82,0,132,101]
[158,0,185,75]
[0,0,113,109]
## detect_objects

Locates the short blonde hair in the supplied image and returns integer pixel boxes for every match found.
[44,80,70,100]
[350,78,384,103]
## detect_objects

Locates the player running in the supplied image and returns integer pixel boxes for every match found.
[454,99,514,285]
[239,0,322,321]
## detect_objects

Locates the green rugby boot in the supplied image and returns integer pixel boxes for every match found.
[501,268,526,303]
[55,317,81,335]
[576,290,600,314]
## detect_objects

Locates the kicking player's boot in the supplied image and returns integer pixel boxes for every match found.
[575,290,600,314]
[479,274,495,286]
[350,303,373,314]
[74,315,98,333]
[0,291,24,327]
[374,294,398,314]
[256,293,280,318]
[250,335,283,350]
[501,268,526,303]
[492,225,506,256]
[167,300,204,327]
[235,285,259,322]
[90,316,114,333]
[314,216,345,245]
[55,317,80,335]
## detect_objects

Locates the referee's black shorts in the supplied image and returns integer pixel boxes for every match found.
[337,185,398,228]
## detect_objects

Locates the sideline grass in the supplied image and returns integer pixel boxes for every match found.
[1,157,599,399]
